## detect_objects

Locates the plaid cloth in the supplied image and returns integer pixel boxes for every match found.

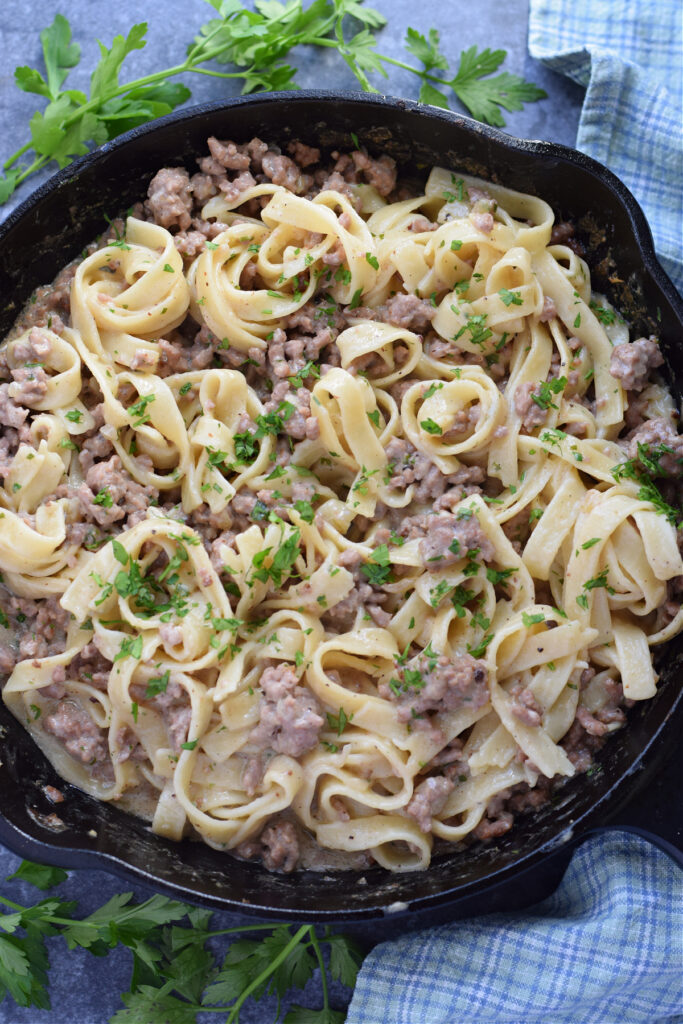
[528,0,683,296]
[345,831,683,1024]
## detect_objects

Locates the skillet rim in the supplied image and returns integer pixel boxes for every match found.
[0,90,681,920]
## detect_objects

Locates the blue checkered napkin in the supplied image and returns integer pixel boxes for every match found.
[528,0,683,297]
[345,831,683,1024]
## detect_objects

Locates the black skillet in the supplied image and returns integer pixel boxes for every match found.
[0,93,681,926]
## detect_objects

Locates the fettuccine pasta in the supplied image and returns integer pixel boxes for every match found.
[1,136,681,874]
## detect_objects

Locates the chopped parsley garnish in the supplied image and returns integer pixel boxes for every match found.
[486,567,514,586]
[179,381,193,396]
[367,409,381,428]
[429,580,453,608]
[252,527,301,588]
[443,177,468,203]
[113,634,143,662]
[451,584,476,617]
[583,568,614,594]
[293,499,314,523]
[233,431,259,464]
[359,544,392,586]
[365,252,379,270]
[498,288,523,307]
[288,360,320,389]
[206,448,229,470]
[127,394,156,427]
[420,418,442,435]
[454,313,492,349]
[589,299,617,325]
[251,499,270,521]
[326,707,352,736]
[466,633,493,657]
[65,409,83,423]
[423,382,444,400]
[254,401,295,439]
[634,442,679,478]
[348,287,363,310]
[540,428,568,449]
[611,451,680,523]
[145,670,170,698]
[531,377,567,411]
[581,538,601,550]
[112,539,128,565]
[522,611,545,626]
[93,488,113,508]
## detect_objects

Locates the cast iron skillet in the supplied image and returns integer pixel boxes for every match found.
[0,93,681,924]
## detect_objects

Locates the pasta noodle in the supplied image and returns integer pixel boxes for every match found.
[1,137,681,874]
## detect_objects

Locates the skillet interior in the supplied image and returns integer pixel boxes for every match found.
[0,93,681,920]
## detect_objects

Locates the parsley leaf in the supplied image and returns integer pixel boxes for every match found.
[405,26,449,73]
[498,288,522,307]
[420,418,442,435]
[447,46,547,127]
[359,544,392,585]
[252,527,301,588]
[2,9,546,203]
[589,299,617,326]
[7,861,68,891]
[326,707,352,736]
[0,863,367,1021]
[611,452,680,523]
[531,376,567,411]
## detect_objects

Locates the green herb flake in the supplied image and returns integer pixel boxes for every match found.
[420,418,442,435]
[498,288,522,307]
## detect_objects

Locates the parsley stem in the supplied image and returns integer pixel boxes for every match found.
[225,923,311,1024]
[309,925,330,1014]
[187,67,252,80]
[12,154,49,188]
[3,141,33,170]
[0,893,25,912]
[301,35,451,91]
[201,923,285,938]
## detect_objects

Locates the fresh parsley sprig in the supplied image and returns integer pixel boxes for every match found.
[0,859,363,1022]
[1,1,547,203]
[396,29,547,125]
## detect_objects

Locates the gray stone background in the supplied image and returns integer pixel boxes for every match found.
[0,1,588,1022]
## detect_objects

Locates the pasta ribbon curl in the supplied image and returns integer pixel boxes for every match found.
[71,218,189,369]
